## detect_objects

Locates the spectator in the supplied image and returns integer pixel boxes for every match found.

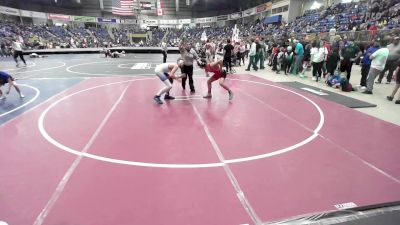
[293,40,304,75]
[360,42,379,89]
[254,38,262,69]
[386,66,400,104]
[283,46,294,75]
[161,41,168,63]
[339,39,361,81]
[239,42,246,66]
[259,37,266,70]
[310,40,328,82]
[245,39,258,71]
[326,47,341,80]
[363,40,389,94]
[376,36,400,84]
[223,39,234,73]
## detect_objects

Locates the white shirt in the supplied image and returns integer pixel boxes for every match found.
[310,47,328,63]
[240,46,246,53]
[371,48,389,71]
[329,28,336,36]
[12,41,23,51]
[249,43,257,56]
[161,42,168,51]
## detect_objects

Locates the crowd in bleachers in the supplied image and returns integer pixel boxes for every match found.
[163,0,400,46]
[1,0,400,51]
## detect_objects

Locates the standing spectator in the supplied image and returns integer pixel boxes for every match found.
[161,41,168,63]
[275,47,285,74]
[0,42,6,57]
[271,44,279,71]
[205,40,215,63]
[12,38,27,67]
[339,39,361,81]
[245,39,258,71]
[386,66,400,104]
[223,39,234,73]
[368,23,378,39]
[259,37,266,69]
[363,41,389,94]
[245,41,250,59]
[329,26,337,43]
[283,46,294,75]
[239,43,246,66]
[195,42,200,53]
[322,40,331,75]
[326,47,341,80]
[293,40,304,75]
[264,40,271,63]
[310,41,327,82]
[233,42,240,66]
[376,36,400,84]
[360,42,379,89]
[254,38,262,69]
[301,42,311,77]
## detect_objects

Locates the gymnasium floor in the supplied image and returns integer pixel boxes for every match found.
[0,53,399,225]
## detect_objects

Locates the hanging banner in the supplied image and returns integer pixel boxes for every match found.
[195,17,216,23]
[178,19,191,24]
[140,1,153,10]
[129,34,147,38]
[265,2,273,10]
[20,10,47,19]
[145,19,158,25]
[73,16,96,22]
[229,12,241,20]
[195,18,205,23]
[207,17,217,22]
[156,0,163,16]
[0,6,20,16]
[216,15,228,21]
[97,17,117,23]
[123,19,139,24]
[157,8,163,16]
[49,13,71,21]
[159,19,177,24]
[242,7,256,17]
[256,4,267,13]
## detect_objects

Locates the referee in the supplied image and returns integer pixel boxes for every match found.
[12,37,27,67]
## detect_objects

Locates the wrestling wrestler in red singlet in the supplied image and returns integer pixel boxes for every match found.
[197,58,233,100]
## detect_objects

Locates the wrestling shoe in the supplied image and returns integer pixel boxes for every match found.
[153,95,163,104]
[228,91,234,101]
[164,95,175,100]
[203,93,212,99]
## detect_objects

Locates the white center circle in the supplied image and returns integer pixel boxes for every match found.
[38,77,324,168]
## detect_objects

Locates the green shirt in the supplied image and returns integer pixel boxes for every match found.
[341,44,360,60]
[256,42,262,54]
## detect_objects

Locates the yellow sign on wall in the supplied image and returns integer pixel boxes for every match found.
[129,34,147,38]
